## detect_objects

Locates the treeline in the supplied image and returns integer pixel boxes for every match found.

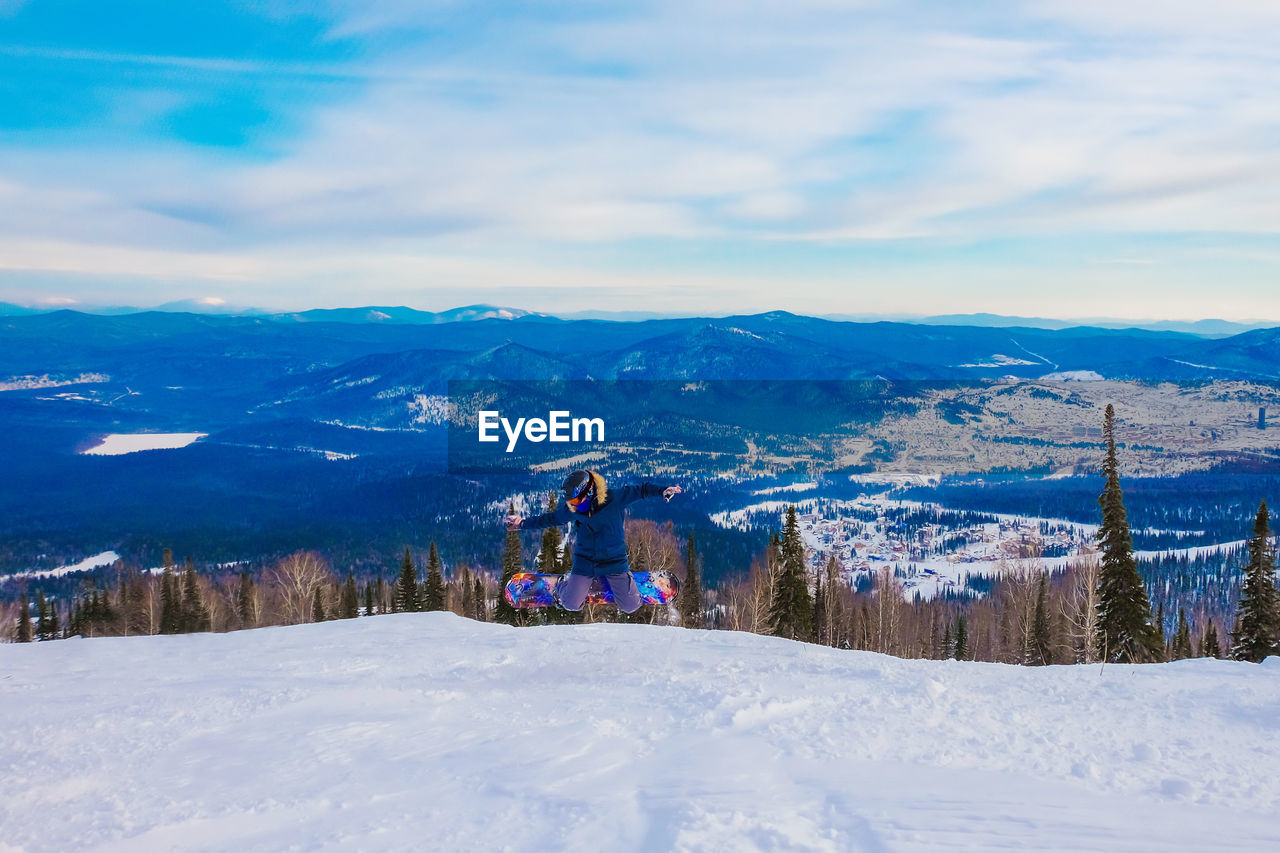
[708,405,1279,665]
[3,545,498,641]
[7,409,1278,665]
[0,519,700,642]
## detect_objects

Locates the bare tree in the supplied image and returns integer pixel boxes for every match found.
[875,565,904,655]
[1000,558,1042,664]
[268,551,336,625]
[0,599,16,642]
[145,575,162,635]
[1061,556,1101,663]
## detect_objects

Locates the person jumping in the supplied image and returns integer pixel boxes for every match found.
[505,470,682,613]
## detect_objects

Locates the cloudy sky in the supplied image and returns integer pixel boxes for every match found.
[2,0,1279,319]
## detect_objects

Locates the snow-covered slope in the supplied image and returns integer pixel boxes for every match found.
[3,615,1279,852]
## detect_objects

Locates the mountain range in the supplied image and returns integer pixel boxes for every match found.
[3,301,1276,337]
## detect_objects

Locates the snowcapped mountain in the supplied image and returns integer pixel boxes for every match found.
[4,614,1279,852]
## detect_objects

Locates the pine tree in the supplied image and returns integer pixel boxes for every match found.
[1095,404,1162,663]
[678,533,705,629]
[342,575,360,619]
[16,593,32,642]
[1028,574,1052,665]
[423,542,446,612]
[181,560,209,632]
[1230,500,1280,662]
[460,567,474,618]
[364,582,375,617]
[35,591,52,641]
[538,494,562,572]
[237,573,256,628]
[954,614,968,660]
[1171,609,1193,660]
[495,503,523,626]
[768,506,813,641]
[160,568,180,634]
[472,576,487,621]
[312,586,326,622]
[1203,621,1222,658]
[395,548,420,613]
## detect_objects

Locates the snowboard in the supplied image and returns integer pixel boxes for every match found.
[503,571,679,609]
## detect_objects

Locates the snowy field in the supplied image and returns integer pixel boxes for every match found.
[0,550,120,585]
[3,614,1279,852]
[82,433,207,455]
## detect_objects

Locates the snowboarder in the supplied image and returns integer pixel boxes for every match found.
[505,470,682,613]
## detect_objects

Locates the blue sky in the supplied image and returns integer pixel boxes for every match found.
[2,0,1279,319]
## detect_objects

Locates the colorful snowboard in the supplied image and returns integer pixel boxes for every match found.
[503,571,679,609]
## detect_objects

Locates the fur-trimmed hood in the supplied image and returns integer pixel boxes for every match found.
[585,470,609,507]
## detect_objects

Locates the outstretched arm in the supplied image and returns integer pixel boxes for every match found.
[507,501,572,531]
[621,482,683,506]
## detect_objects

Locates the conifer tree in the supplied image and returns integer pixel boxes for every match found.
[768,506,813,641]
[160,568,180,634]
[342,575,360,619]
[472,576,487,621]
[395,547,420,613]
[1171,609,1193,660]
[538,494,562,572]
[364,582,375,617]
[423,542,447,612]
[1028,574,1052,665]
[678,533,705,629]
[460,567,474,618]
[812,568,826,644]
[16,593,32,642]
[1230,500,1280,662]
[1095,404,1162,663]
[312,586,326,622]
[954,613,968,660]
[1203,621,1222,658]
[236,573,256,628]
[495,503,523,626]
[35,591,52,641]
[181,560,209,632]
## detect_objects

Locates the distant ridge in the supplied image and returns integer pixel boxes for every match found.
[2,300,1277,336]
[280,305,546,324]
[912,313,1275,337]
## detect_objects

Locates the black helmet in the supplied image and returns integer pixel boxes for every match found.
[562,470,591,500]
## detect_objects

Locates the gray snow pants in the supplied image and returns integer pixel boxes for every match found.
[558,572,642,614]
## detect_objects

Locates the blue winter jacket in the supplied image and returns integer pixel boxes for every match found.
[519,482,668,577]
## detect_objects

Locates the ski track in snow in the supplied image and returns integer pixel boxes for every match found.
[2,614,1279,852]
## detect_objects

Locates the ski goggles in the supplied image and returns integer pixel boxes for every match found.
[566,478,592,509]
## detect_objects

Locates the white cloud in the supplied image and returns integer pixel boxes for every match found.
[2,1,1279,315]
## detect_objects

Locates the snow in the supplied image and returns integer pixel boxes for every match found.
[83,433,206,455]
[3,614,1279,852]
[1040,370,1105,381]
[0,550,120,584]
[716,494,1105,599]
[751,481,818,495]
